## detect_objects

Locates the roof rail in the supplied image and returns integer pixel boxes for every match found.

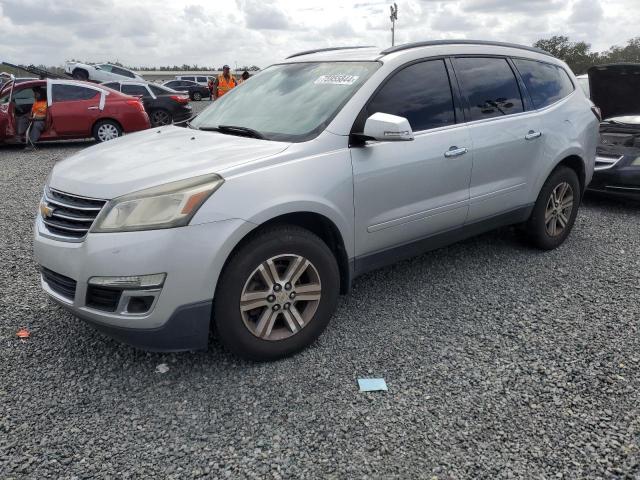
[380,40,552,57]
[286,46,375,59]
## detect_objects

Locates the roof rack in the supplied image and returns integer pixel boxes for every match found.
[286,46,375,59]
[380,40,552,57]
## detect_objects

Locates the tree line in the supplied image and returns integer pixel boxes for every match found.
[533,36,640,74]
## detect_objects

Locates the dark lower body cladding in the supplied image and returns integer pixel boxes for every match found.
[589,167,640,200]
[60,301,212,352]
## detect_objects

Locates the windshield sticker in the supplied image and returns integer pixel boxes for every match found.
[314,74,360,85]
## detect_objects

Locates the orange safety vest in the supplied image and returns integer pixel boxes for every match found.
[217,74,237,97]
[31,100,47,120]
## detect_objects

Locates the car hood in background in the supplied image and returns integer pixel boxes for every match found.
[588,64,640,120]
[49,126,290,199]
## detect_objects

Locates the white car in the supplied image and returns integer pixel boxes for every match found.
[64,62,144,83]
[174,75,213,87]
[37,41,598,360]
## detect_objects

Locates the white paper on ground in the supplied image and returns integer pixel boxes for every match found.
[358,378,388,392]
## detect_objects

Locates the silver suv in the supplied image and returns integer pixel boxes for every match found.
[35,41,599,360]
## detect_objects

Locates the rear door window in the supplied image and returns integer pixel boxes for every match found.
[121,84,150,97]
[512,59,575,109]
[52,85,99,102]
[366,59,456,132]
[102,82,120,91]
[196,76,207,82]
[453,57,524,121]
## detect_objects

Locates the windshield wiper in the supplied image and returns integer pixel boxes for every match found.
[199,125,265,139]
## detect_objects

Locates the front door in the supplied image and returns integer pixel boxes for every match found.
[49,83,102,137]
[351,59,473,261]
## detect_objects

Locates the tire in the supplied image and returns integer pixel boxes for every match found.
[92,120,122,143]
[72,69,89,81]
[192,91,202,101]
[214,226,340,361]
[525,166,581,250]
[149,109,172,127]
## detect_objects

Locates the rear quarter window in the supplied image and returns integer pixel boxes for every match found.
[513,59,575,109]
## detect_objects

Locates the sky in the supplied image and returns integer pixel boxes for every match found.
[1,0,638,69]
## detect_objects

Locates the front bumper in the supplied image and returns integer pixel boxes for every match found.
[34,216,254,351]
[588,155,640,199]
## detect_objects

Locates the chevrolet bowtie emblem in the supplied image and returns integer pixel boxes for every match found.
[40,202,54,218]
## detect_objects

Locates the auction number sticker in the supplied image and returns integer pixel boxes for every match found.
[314,74,360,85]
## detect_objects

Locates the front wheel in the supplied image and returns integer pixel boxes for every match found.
[525,166,581,250]
[214,226,340,361]
[72,69,89,81]
[192,91,202,101]
[92,120,122,143]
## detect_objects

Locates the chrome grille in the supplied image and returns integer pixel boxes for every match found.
[41,187,107,240]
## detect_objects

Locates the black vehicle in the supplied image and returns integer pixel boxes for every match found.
[162,79,210,101]
[102,81,192,127]
[587,64,640,200]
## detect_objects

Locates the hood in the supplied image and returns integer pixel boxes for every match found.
[49,126,290,199]
[588,64,640,120]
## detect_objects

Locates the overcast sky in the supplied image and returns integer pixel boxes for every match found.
[1,0,638,68]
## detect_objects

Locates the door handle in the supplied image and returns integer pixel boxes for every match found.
[525,130,542,140]
[87,106,99,110]
[444,146,468,158]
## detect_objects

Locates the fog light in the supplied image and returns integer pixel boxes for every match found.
[88,273,166,289]
[127,296,155,314]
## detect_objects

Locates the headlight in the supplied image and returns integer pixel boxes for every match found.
[92,174,224,233]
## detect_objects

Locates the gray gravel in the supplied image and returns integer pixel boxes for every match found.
[1,140,639,479]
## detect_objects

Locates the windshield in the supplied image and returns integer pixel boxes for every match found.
[191,61,379,142]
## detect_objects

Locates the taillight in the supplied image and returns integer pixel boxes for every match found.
[125,99,145,112]
[591,106,602,122]
[170,95,190,104]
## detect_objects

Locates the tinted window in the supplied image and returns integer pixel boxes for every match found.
[97,64,113,72]
[149,84,172,95]
[52,85,99,102]
[121,84,150,97]
[110,66,134,78]
[102,82,120,91]
[454,57,524,121]
[197,76,207,82]
[513,59,575,109]
[367,59,456,131]
[13,88,35,106]
[164,81,178,88]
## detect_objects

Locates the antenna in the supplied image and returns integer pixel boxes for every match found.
[389,3,398,47]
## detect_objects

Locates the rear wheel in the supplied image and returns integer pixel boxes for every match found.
[192,91,202,101]
[72,69,89,81]
[525,166,581,250]
[214,226,340,361]
[149,109,172,127]
[93,120,122,142]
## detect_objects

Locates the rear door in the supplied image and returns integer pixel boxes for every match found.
[451,56,544,222]
[49,83,103,136]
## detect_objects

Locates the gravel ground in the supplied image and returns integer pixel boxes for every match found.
[1,139,639,479]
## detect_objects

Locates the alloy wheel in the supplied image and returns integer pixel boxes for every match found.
[545,181,574,237]
[151,110,171,126]
[97,124,119,142]
[240,254,322,341]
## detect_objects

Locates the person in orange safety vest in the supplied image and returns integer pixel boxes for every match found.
[213,65,237,99]
[17,88,47,151]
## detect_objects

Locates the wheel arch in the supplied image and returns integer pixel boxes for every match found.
[222,211,352,295]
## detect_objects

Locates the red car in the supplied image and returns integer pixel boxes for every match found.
[0,78,150,144]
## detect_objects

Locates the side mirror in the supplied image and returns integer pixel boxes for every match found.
[95,65,102,70]
[362,112,414,141]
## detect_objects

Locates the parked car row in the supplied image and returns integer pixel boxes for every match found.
[101,81,192,126]
[0,78,151,144]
